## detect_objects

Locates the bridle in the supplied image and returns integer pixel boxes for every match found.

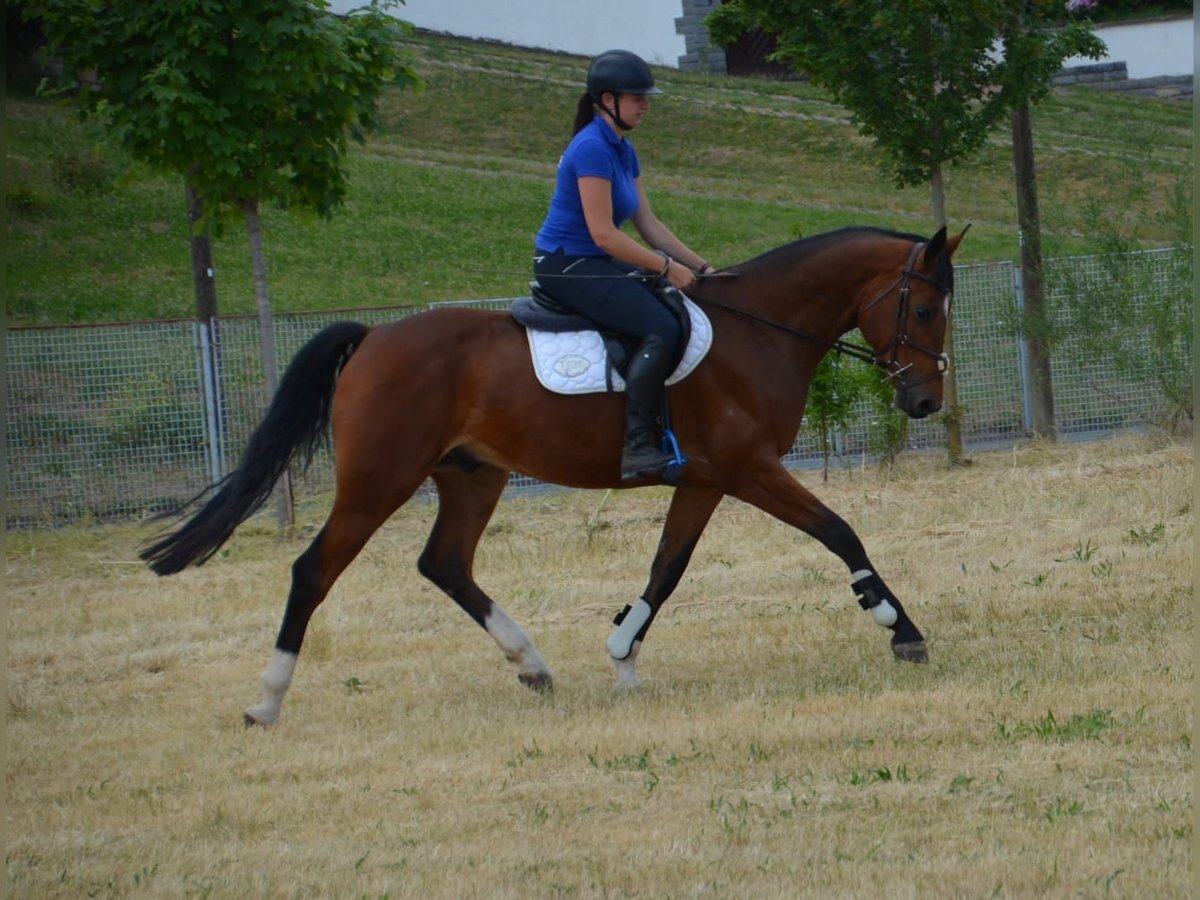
[693,240,950,390]
[858,242,951,389]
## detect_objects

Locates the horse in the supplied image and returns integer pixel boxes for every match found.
[141,224,967,726]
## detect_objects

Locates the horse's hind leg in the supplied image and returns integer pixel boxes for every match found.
[245,491,417,726]
[419,457,553,691]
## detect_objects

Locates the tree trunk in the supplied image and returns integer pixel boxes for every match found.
[1011,101,1058,441]
[930,164,967,465]
[187,185,219,323]
[242,196,294,532]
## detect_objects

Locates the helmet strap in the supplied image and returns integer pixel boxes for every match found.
[599,92,635,133]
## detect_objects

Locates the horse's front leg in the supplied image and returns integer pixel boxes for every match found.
[732,461,927,662]
[607,485,724,688]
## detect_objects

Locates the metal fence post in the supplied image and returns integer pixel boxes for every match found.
[1012,265,1035,434]
[197,320,223,485]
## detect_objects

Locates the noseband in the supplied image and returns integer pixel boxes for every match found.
[859,242,950,390]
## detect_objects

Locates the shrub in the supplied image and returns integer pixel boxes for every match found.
[807,346,908,479]
[52,148,115,194]
[1048,171,1193,429]
[6,183,50,214]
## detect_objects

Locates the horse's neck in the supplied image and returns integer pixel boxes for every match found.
[717,249,868,341]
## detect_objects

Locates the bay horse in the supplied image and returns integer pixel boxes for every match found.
[142,224,966,726]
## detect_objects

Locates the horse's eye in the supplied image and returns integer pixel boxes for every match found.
[915,306,935,323]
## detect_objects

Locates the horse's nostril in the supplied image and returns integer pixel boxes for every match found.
[905,396,939,419]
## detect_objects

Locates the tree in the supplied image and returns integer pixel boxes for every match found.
[807,351,908,482]
[25,0,421,523]
[1050,166,1193,429]
[708,0,1104,462]
[1011,98,1057,440]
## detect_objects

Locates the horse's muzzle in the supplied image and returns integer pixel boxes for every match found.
[896,390,942,419]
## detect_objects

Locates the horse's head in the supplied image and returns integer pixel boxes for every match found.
[856,226,968,419]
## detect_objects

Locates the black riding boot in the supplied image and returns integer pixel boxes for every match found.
[620,335,676,481]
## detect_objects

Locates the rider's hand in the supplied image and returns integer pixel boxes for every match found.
[665,258,696,292]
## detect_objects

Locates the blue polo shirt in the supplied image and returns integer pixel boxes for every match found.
[535,116,641,256]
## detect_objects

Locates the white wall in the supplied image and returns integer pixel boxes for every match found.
[1061,17,1193,79]
[328,0,688,67]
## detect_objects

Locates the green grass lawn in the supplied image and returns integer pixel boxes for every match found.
[6,32,1192,324]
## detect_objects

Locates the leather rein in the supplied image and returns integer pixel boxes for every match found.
[693,241,950,388]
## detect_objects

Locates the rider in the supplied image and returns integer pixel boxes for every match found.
[534,49,716,481]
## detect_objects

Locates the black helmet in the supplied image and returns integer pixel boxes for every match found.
[586,50,662,100]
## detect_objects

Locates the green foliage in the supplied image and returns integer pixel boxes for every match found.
[1043,796,1085,822]
[4,32,1189,325]
[1126,522,1166,545]
[868,396,911,469]
[1030,708,1114,741]
[807,347,909,476]
[707,0,1106,187]
[994,708,1114,742]
[848,764,911,785]
[948,773,976,793]
[1055,539,1098,562]
[52,148,118,194]
[23,0,422,221]
[5,183,51,215]
[1042,161,1193,426]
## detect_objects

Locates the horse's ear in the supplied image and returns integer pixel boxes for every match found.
[943,224,971,261]
[923,227,948,265]
[923,224,970,264]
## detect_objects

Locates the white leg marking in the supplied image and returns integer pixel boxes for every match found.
[612,640,642,690]
[244,650,297,726]
[485,607,550,678]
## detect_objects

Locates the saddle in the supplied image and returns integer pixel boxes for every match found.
[511,281,711,395]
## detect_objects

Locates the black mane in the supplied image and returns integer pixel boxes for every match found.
[736,226,926,269]
[732,225,952,292]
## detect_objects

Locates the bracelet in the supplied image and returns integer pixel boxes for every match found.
[698,262,715,275]
[657,253,672,277]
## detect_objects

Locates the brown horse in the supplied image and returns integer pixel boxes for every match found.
[142,224,966,725]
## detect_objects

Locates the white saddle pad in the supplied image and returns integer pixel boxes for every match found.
[525,296,713,395]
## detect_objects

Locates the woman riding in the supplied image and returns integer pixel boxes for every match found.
[533,49,716,481]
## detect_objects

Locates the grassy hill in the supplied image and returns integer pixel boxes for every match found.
[6,31,1193,325]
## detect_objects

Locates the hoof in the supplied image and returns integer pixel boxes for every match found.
[892,640,929,664]
[518,671,554,693]
[243,704,278,727]
[614,675,642,692]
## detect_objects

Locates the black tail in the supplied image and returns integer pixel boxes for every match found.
[140,321,370,575]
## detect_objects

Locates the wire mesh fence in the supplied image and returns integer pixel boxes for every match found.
[5,250,1188,526]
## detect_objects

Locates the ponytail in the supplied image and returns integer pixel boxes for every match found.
[572,92,595,136]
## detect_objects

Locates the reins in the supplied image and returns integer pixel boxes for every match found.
[692,241,949,385]
[526,268,883,365]
[689,293,880,368]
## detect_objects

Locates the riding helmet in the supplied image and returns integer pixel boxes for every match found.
[586,49,663,100]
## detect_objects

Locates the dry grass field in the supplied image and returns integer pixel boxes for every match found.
[6,434,1193,898]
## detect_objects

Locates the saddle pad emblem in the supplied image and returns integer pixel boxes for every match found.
[553,355,591,379]
[525,296,713,395]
